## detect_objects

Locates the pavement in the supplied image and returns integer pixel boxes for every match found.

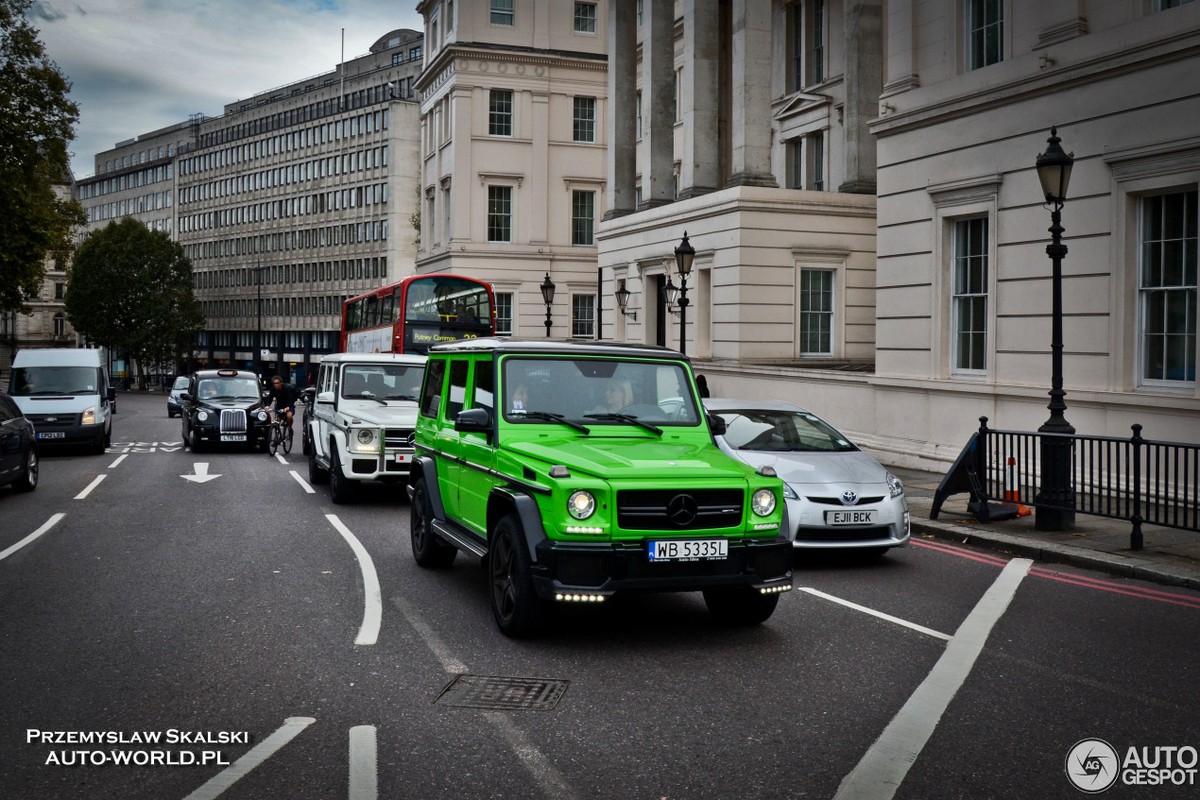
[888,466,1200,591]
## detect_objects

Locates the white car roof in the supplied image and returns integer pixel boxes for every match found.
[318,352,427,366]
[703,398,811,414]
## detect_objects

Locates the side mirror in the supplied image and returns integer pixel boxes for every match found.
[302,387,316,402]
[180,392,193,402]
[455,407,492,433]
[316,390,335,405]
[707,413,727,436]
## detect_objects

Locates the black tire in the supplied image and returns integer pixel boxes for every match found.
[410,479,456,568]
[307,445,329,485]
[702,586,780,626]
[14,448,38,492]
[301,426,311,455]
[489,514,546,638]
[328,449,356,504]
[268,425,280,456]
[282,425,293,455]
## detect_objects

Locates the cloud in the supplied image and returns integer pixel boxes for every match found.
[33,0,423,177]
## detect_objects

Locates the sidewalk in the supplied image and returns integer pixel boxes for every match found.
[888,466,1200,591]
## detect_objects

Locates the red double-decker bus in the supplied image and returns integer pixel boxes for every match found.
[340,274,495,354]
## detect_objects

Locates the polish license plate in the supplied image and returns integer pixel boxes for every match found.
[648,539,728,562]
[825,509,876,525]
[220,434,246,442]
[37,431,65,439]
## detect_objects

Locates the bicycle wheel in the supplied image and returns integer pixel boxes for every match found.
[282,423,294,454]
[269,424,280,456]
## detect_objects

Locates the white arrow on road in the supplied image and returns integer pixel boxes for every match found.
[181,462,221,483]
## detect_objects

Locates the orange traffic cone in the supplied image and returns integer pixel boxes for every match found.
[1005,456,1033,517]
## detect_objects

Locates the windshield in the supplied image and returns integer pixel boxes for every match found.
[341,363,423,400]
[197,376,261,401]
[10,366,100,396]
[172,376,189,390]
[714,409,859,453]
[501,357,700,426]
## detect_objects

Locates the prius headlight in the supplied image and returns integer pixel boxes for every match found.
[886,472,904,498]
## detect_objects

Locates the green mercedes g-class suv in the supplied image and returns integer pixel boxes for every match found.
[408,338,793,637]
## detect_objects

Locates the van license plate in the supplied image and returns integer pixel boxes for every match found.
[220,434,246,442]
[648,539,728,562]
[825,510,876,525]
[37,432,65,439]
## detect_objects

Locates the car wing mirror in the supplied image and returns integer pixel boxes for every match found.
[180,392,193,402]
[316,390,334,405]
[707,413,727,436]
[455,407,492,434]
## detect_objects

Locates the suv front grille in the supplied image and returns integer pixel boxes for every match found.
[384,428,415,449]
[220,409,247,434]
[617,489,744,532]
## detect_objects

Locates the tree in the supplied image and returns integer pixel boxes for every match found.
[0,0,86,313]
[66,219,204,388]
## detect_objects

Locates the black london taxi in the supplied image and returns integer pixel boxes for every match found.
[180,369,271,452]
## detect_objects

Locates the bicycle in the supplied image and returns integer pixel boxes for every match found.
[267,406,294,456]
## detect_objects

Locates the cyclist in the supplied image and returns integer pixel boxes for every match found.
[264,375,299,429]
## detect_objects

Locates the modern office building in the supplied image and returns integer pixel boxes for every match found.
[76,29,427,384]
[414,0,608,338]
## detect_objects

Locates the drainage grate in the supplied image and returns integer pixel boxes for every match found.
[434,675,569,712]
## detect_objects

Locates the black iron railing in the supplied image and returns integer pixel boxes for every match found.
[933,417,1200,551]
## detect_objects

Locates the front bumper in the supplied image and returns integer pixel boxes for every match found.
[530,537,793,599]
[787,496,911,550]
[340,448,416,482]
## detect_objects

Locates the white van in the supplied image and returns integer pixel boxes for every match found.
[8,349,115,454]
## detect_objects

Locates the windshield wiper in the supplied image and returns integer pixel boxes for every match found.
[518,410,590,433]
[583,413,663,435]
[384,394,419,402]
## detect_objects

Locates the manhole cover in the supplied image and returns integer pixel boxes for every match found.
[435,675,568,711]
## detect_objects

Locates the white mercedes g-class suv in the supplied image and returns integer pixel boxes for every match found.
[306,352,426,503]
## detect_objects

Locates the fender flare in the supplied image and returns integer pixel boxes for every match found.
[412,455,448,521]
[490,486,548,564]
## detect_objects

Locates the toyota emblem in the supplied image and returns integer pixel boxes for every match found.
[666,494,698,526]
[840,490,859,506]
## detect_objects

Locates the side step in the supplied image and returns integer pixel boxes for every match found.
[431,519,488,559]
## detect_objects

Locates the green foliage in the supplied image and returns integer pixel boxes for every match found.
[0,0,86,313]
[66,219,205,382]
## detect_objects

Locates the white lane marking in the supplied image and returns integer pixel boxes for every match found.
[325,514,382,646]
[390,596,468,673]
[798,587,952,641]
[289,470,315,493]
[182,716,315,800]
[390,596,580,800]
[274,453,288,465]
[833,558,1033,800]
[348,725,378,800]
[0,514,65,562]
[485,711,582,800]
[107,454,128,469]
[74,475,106,499]
[181,463,221,483]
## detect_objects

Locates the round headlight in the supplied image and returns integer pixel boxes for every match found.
[567,490,596,520]
[256,410,269,422]
[356,429,375,445]
[751,488,777,517]
[196,410,209,422]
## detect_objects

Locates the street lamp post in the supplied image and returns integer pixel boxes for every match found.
[674,232,695,355]
[540,273,556,338]
[1033,127,1076,531]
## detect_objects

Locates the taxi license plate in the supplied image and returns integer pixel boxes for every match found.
[648,539,728,562]
[37,431,65,439]
[220,434,246,442]
[825,510,876,525]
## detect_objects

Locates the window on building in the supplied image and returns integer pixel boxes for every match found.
[952,217,989,372]
[571,190,595,246]
[53,313,65,338]
[489,89,513,136]
[574,2,597,33]
[807,131,825,191]
[488,186,513,243]
[409,45,422,62]
[54,282,65,300]
[1154,0,1193,11]
[1139,190,1197,383]
[491,0,514,25]
[572,294,596,338]
[573,97,596,142]
[789,0,825,90]
[787,139,803,189]
[495,292,513,335]
[799,269,833,355]
[966,0,1003,70]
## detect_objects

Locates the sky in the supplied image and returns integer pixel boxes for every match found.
[29,0,426,179]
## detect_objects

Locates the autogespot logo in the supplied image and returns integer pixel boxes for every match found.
[1066,738,1120,794]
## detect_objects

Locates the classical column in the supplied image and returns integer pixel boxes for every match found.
[679,0,720,199]
[840,0,882,194]
[641,0,675,208]
[604,0,637,220]
[729,0,776,187]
